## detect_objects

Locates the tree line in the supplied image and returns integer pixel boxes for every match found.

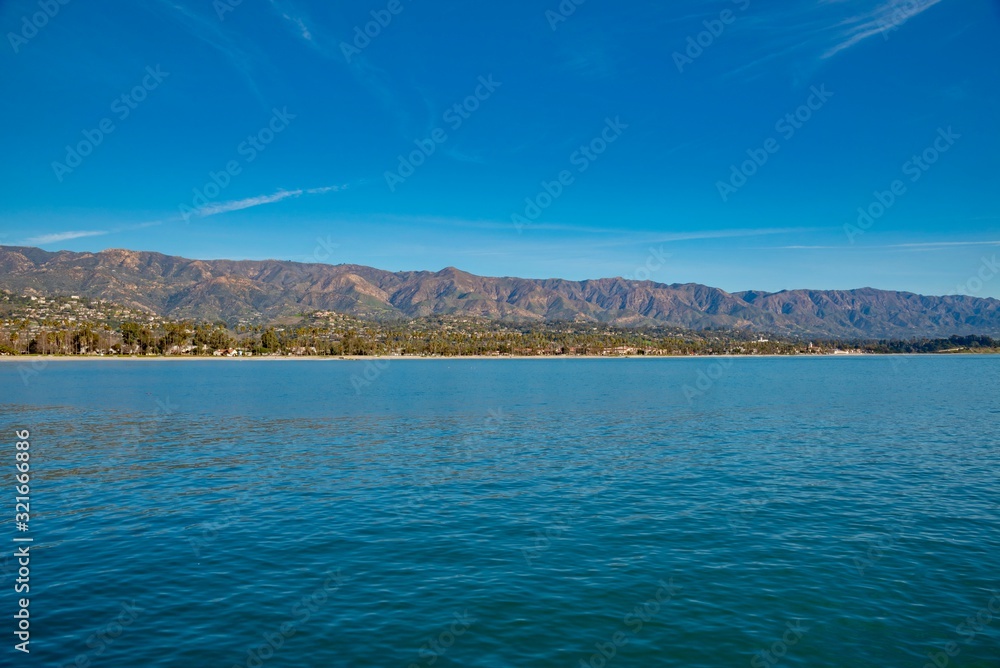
[1,316,997,357]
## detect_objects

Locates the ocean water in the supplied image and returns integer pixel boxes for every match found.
[1,357,998,667]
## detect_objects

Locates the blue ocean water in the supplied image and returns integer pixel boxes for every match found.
[1,357,998,667]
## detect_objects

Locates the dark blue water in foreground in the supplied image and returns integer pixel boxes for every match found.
[1,357,998,667]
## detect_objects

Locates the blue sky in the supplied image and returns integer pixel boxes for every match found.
[1,0,998,297]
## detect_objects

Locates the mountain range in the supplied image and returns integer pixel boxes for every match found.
[1,245,998,339]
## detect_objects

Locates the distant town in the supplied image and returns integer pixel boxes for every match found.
[0,290,997,358]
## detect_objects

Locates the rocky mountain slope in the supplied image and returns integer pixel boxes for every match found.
[1,246,997,339]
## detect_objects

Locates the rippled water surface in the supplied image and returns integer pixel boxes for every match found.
[1,357,998,667]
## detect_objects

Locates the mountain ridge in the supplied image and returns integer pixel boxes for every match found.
[1,245,997,339]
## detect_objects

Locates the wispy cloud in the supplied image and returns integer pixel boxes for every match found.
[773,245,843,249]
[343,216,822,244]
[890,240,1000,248]
[271,0,331,57]
[772,240,1000,250]
[349,214,626,234]
[267,0,415,138]
[147,0,267,103]
[822,0,944,58]
[25,230,109,245]
[285,14,313,41]
[195,184,347,217]
[122,221,164,232]
[270,0,320,47]
[595,227,827,249]
[709,0,948,80]
[647,227,823,243]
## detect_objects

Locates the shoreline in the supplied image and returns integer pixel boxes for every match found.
[0,352,986,362]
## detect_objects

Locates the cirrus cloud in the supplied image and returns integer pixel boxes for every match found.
[195,184,348,218]
[25,230,109,245]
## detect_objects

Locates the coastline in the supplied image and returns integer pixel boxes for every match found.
[0,352,980,362]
